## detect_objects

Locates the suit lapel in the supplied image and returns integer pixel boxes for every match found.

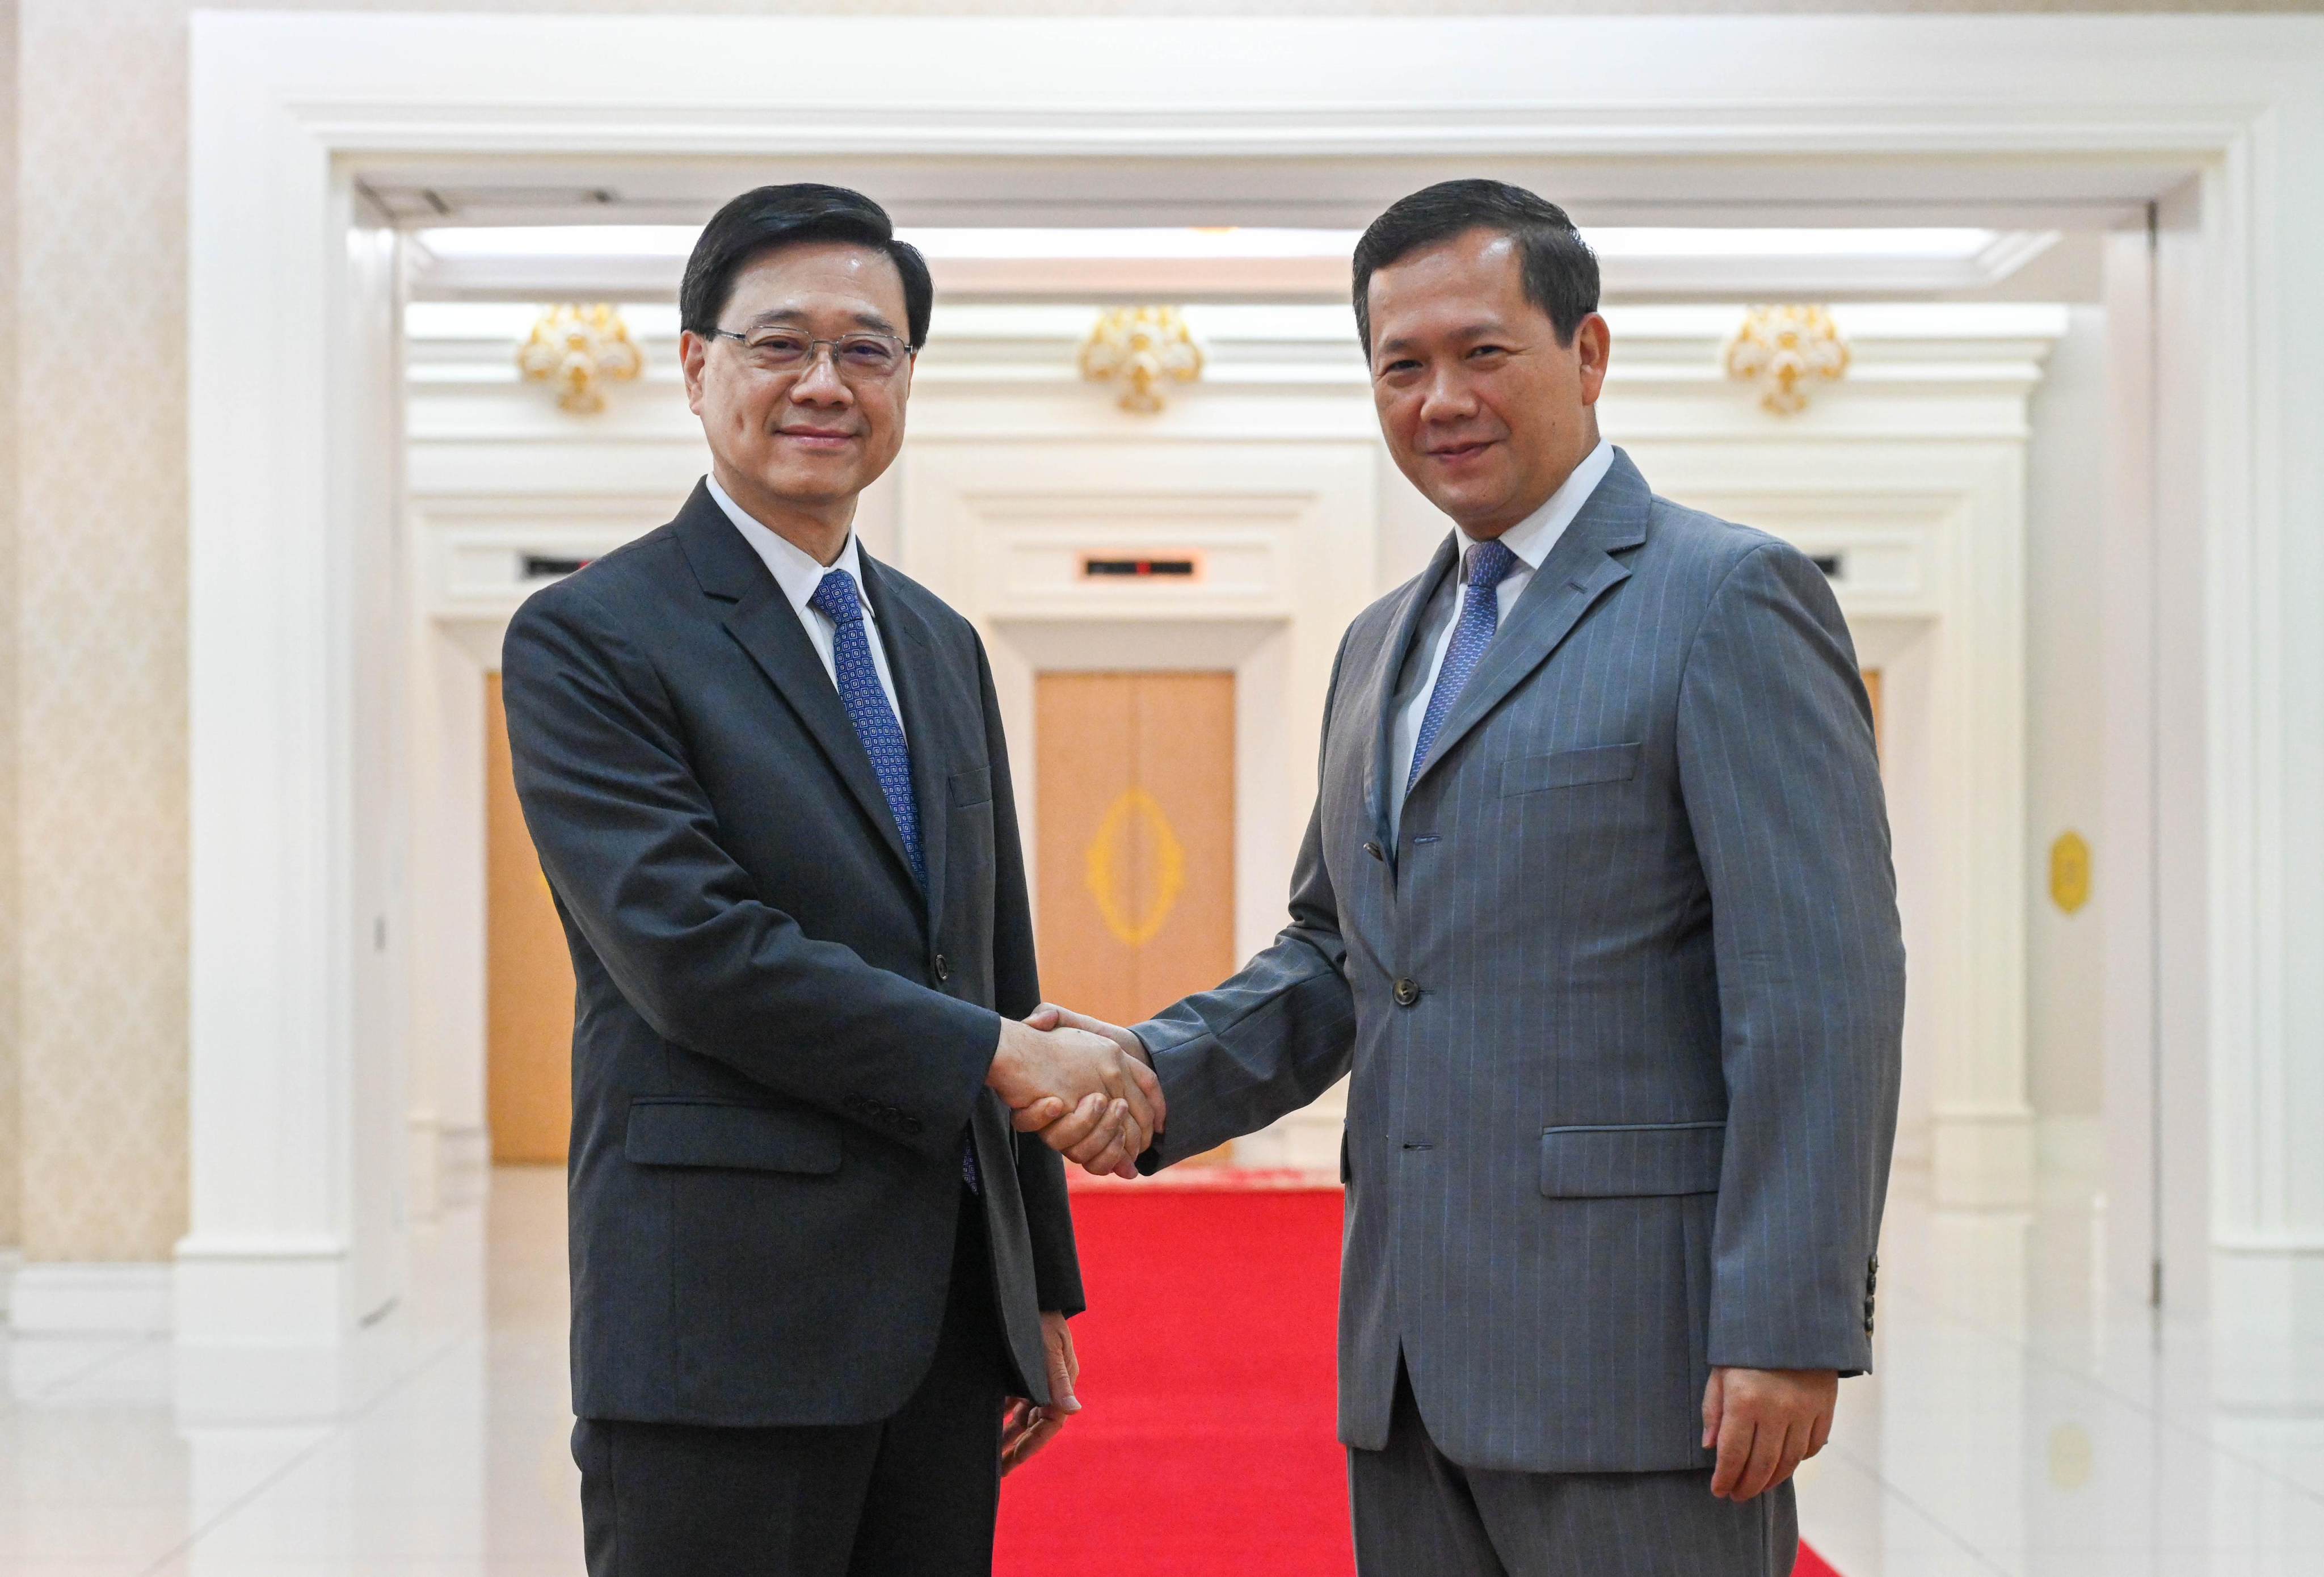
[1369,535,1460,852]
[859,553,951,936]
[672,485,920,895]
[1404,449,1653,798]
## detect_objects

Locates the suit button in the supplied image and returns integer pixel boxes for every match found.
[933,953,951,983]
[1393,978,1420,1007]
[1363,841,1384,861]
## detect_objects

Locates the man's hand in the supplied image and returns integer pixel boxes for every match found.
[1000,1311,1079,1475]
[1702,1366,1837,1502]
[1014,1004,1163,1177]
[987,1015,1162,1178]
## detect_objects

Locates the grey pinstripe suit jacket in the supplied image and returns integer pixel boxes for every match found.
[1133,449,1905,1475]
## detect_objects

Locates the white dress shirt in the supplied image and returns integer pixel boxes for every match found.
[705,473,907,745]
[1387,437,1614,840]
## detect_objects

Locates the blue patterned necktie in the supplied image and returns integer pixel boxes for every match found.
[809,568,926,890]
[809,568,978,1192]
[1408,539,1519,790]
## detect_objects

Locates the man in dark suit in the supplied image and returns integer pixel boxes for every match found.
[502,184,1161,1577]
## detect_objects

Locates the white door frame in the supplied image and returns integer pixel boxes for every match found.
[187,12,2324,1342]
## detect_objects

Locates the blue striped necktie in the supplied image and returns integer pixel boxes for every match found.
[809,567,979,1192]
[1408,539,1519,790]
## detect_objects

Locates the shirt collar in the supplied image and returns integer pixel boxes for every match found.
[1451,436,1615,573]
[705,472,872,621]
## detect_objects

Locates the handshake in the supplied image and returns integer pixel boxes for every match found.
[985,1004,1163,1179]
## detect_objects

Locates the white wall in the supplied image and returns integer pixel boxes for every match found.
[2022,306,2109,1174]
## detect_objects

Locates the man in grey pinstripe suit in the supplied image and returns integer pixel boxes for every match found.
[1032,181,1905,1575]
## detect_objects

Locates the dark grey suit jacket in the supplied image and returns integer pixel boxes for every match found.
[1135,450,1904,1474]
[501,481,1081,1429]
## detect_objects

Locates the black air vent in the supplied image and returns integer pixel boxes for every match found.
[522,554,590,580]
[1083,557,1199,580]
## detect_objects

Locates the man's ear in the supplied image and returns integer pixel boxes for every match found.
[679,330,709,416]
[1574,313,1613,406]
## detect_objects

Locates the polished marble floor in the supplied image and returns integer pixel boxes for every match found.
[4,1166,2321,1575]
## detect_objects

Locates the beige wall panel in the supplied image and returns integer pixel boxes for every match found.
[0,0,20,1248]
[14,0,190,1260]
[485,676,574,1165]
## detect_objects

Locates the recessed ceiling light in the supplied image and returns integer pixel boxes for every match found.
[1589,228,2000,260]
[899,228,1365,259]
[414,225,702,258]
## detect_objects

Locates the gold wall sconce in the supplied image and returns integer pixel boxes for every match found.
[2050,831,2091,914]
[517,303,643,414]
[1724,304,1851,415]
[1079,305,1205,413]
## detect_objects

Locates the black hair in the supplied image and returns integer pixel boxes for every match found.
[1352,179,1599,356]
[680,183,933,349]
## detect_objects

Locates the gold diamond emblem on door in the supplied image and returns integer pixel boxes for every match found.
[1087,788,1188,947]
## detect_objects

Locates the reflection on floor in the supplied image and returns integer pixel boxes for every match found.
[4,1166,2322,1575]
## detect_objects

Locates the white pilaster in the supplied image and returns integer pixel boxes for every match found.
[183,35,410,1344]
[2203,92,2324,1334]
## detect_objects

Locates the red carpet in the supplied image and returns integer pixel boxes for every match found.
[996,1183,1837,1576]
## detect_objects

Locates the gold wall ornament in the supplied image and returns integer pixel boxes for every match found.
[1724,304,1851,415]
[1084,788,1188,947]
[1079,305,1205,413]
[517,303,643,414]
[2050,830,2092,915]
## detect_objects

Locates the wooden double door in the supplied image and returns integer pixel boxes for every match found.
[1033,671,1237,1044]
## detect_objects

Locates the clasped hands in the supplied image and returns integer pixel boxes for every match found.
[985,1004,1159,1179]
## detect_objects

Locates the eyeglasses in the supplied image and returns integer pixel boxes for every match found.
[706,326,915,382]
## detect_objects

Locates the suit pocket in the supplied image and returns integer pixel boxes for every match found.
[1501,743,1642,797]
[625,1098,844,1175]
[1539,1121,1723,1198]
[948,766,993,808]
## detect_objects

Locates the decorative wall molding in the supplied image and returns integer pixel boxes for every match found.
[399,226,2067,304]
[9,1262,173,1336]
